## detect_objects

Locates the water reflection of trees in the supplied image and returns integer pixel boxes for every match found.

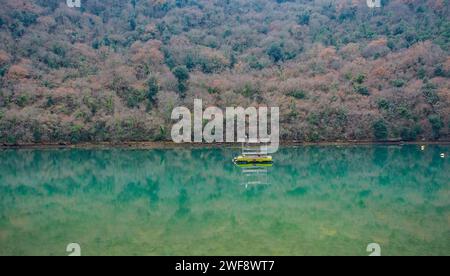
[0,146,448,200]
[0,146,448,255]
[0,148,242,211]
[0,147,447,206]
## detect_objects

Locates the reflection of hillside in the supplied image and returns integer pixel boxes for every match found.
[0,146,448,205]
[0,146,448,255]
[0,146,448,207]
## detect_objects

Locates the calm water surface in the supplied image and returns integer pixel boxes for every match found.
[0,145,449,256]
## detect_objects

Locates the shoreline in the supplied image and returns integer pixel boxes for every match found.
[1,140,450,149]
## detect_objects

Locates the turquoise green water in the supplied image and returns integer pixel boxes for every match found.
[0,145,449,256]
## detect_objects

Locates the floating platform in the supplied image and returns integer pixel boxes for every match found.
[234,163,273,168]
[233,155,273,165]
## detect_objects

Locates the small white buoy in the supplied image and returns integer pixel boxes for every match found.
[441,153,445,158]
[421,145,425,151]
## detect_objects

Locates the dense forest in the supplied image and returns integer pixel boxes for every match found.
[0,0,449,144]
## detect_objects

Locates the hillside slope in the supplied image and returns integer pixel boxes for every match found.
[0,0,449,144]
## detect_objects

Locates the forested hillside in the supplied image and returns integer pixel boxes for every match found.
[0,0,449,144]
